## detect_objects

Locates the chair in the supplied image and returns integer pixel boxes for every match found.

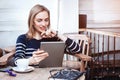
[62,33,92,80]
[0,46,15,66]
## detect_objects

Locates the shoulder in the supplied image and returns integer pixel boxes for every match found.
[17,34,27,39]
[16,34,27,43]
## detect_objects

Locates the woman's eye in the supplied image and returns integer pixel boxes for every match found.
[37,19,42,22]
[45,18,49,22]
[36,18,49,22]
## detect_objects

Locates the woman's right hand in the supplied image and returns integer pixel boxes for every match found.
[29,49,49,65]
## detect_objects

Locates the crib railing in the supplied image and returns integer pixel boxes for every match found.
[79,28,120,80]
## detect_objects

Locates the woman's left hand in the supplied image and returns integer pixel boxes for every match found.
[29,49,49,65]
[41,29,57,38]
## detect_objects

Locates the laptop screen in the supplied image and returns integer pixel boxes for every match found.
[39,41,65,67]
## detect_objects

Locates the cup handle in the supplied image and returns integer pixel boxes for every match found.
[15,60,18,65]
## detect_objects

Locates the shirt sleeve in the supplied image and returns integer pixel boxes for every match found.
[65,38,82,55]
[14,34,27,61]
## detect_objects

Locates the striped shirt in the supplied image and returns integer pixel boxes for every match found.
[14,34,81,61]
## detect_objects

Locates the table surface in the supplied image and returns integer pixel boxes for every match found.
[0,67,85,80]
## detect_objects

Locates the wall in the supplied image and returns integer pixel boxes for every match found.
[0,0,79,48]
[0,0,58,48]
[59,0,79,33]
[79,0,120,28]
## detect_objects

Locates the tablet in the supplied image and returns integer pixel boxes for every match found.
[39,41,65,67]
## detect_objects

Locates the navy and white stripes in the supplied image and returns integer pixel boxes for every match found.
[14,34,81,61]
[65,38,81,54]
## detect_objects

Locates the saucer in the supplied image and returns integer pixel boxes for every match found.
[12,66,34,73]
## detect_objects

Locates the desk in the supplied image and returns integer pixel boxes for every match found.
[0,67,85,80]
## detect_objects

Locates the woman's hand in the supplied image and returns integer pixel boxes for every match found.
[41,29,57,38]
[29,49,49,65]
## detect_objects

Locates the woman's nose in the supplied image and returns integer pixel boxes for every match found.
[41,21,46,26]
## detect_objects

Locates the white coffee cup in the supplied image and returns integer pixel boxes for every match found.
[15,59,29,71]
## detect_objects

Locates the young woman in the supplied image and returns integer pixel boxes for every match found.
[14,4,81,66]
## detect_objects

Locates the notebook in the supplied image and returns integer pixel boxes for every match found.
[39,41,65,68]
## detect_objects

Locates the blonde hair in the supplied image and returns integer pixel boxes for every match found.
[27,4,50,39]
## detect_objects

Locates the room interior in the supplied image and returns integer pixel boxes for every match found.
[0,0,120,80]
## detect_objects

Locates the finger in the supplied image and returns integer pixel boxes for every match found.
[42,35,47,38]
[35,57,46,62]
[37,48,40,51]
[41,31,46,36]
[46,29,51,35]
[35,52,49,57]
[33,52,48,57]
[50,29,56,34]
[51,33,56,37]
[34,50,45,55]
[47,32,56,38]
[34,54,49,63]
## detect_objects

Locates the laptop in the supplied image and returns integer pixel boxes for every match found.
[39,41,65,68]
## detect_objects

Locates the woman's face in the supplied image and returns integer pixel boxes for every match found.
[33,11,49,33]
